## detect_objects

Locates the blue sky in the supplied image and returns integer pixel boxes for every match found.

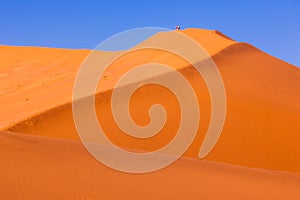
[0,0,299,67]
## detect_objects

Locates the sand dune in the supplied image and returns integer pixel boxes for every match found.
[1,130,300,199]
[1,28,300,198]
[4,32,300,172]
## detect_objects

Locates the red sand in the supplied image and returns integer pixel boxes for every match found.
[0,28,300,199]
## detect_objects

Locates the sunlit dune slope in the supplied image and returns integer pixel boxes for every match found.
[0,29,234,129]
[0,46,89,128]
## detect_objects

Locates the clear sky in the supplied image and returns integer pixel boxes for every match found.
[0,0,299,67]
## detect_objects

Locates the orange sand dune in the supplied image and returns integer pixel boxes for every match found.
[3,29,300,172]
[1,130,299,200]
[1,28,300,198]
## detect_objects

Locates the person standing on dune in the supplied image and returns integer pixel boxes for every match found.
[175,25,180,30]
